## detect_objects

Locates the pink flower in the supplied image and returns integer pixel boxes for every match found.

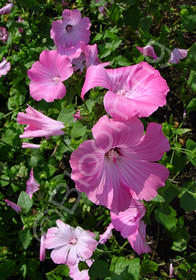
[73,110,82,122]
[0,3,13,15]
[111,200,150,254]
[17,105,65,138]
[99,223,114,244]
[70,115,170,213]
[168,48,187,64]
[136,44,158,60]
[0,57,10,77]
[26,168,40,199]
[69,259,93,280]
[28,50,73,102]
[72,42,100,72]
[96,0,107,14]
[0,27,8,43]
[50,9,91,52]
[5,199,21,213]
[81,62,169,121]
[17,16,24,33]
[44,220,98,266]
[40,233,46,261]
[22,142,41,149]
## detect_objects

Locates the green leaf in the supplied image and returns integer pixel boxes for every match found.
[187,97,196,111]
[19,229,32,250]
[109,257,140,280]
[180,192,196,212]
[188,70,196,91]
[57,107,75,123]
[46,265,69,280]
[155,205,177,231]
[186,139,196,166]
[0,175,10,187]
[141,260,158,275]
[89,260,110,279]
[181,13,196,32]
[123,6,140,30]
[160,181,179,204]
[171,228,189,252]
[71,122,87,138]
[0,261,16,280]
[17,191,33,214]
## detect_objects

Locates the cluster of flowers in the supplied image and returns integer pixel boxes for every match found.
[9,7,173,280]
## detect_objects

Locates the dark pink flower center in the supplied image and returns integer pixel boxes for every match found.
[53,75,61,84]
[66,25,73,33]
[105,148,121,162]
[70,236,77,245]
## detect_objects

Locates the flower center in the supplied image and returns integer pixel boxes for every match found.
[53,75,61,84]
[105,148,121,162]
[117,89,127,96]
[70,236,77,245]
[66,24,73,33]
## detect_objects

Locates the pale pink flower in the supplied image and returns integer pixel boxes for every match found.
[0,57,10,77]
[168,48,187,64]
[73,110,82,122]
[0,3,13,15]
[0,27,8,43]
[72,42,100,72]
[5,199,21,213]
[81,62,169,121]
[22,142,41,149]
[44,220,98,266]
[70,115,170,213]
[28,50,73,102]
[26,168,40,199]
[99,223,114,244]
[17,105,65,138]
[69,259,93,280]
[50,9,91,52]
[40,233,46,261]
[111,200,150,254]
[136,44,158,60]
[169,263,173,278]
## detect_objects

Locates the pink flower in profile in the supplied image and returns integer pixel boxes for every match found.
[136,44,158,60]
[0,27,8,43]
[17,16,24,33]
[72,42,100,73]
[0,3,13,15]
[5,199,21,213]
[44,220,98,266]
[111,200,150,254]
[26,168,40,199]
[0,57,10,77]
[28,50,73,102]
[50,9,91,52]
[40,233,46,261]
[81,62,169,121]
[99,223,114,244]
[69,259,93,280]
[169,48,187,64]
[22,142,41,149]
[73,110,82,122]
[70,115,170,213]
[17,105,65,139]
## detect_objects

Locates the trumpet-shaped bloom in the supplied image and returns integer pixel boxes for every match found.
[28,50,73,102]
[111,200,150,254]
[26,168,40,199]
[50,9,91,52]
[81,62,169,120]
[5,199,21,213]
[72,42,100,72]
[0,57,10,77]
[0,27,8,43]
[40,233,46,261]
[99,223,114,244]
[169,48,187,64]
[44,220,98,266]
[136,44,158,60]
[22,142,41,149]
[17,105,65,139]
[70,115,170,213]
[0,3,13,14]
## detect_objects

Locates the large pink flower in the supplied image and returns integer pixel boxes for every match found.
[0,27,8,43]
[81,62,169,120]
[50,9,91,52]
[70,115,170,213]
[26,168,40,199]
[111,200,150,254]
[0,57,10,77]
[44,220,98,266]
[28,50,73,102]
[17,105,65,138]
[0,3,13,15]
